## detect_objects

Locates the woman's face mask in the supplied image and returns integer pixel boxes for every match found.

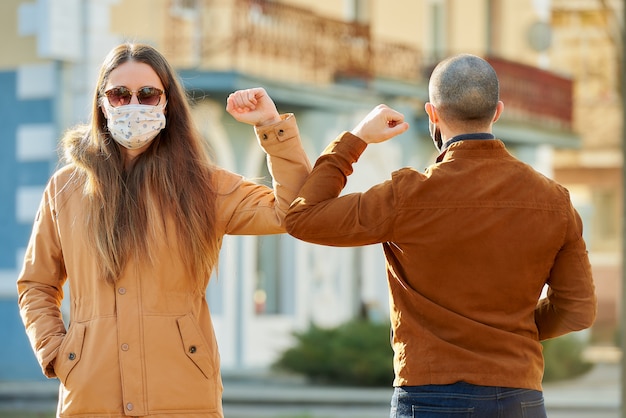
[102,100,167,150]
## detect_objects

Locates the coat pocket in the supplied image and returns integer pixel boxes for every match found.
[176,315,216,379]
[54,322,86,384]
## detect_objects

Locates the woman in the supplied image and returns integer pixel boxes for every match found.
[17,42,311,417]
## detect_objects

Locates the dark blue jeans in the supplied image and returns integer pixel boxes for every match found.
[390,382,547,417]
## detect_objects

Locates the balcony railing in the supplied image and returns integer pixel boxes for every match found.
[487,56,573,130]
[229,0,424,83]
[233,0,372,81]
[164,0,573,131]
[165,0,423,83]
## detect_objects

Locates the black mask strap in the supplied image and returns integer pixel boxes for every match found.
[436,133,495,162]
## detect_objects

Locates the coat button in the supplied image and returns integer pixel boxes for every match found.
[262,133,268,140]
[278,129,284,136]
[68,352,76,360]
[118,287,126,295]
[121,344,129,351]
[189,345,197,354]
[126,403,134,411]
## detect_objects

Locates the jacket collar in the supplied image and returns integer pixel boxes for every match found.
[436,137,505,163]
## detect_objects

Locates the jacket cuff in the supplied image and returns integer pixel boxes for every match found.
[254,113,298,145]
[324,131,368,163]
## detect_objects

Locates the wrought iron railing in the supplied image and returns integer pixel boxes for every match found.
[487,56,573,129]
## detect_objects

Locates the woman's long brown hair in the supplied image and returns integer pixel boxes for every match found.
[62,43,219,288]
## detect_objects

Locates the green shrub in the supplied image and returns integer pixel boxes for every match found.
[273,319,393,386]
[274,320,593,386]
[541,333,593,382]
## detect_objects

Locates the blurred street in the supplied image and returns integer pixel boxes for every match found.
[0,353,620,418]
[222,360,620,418]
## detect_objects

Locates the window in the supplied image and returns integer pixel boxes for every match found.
[255,234,295,315]
[254,159,296,315]
[429,0,447,62]
[171,0,199,19]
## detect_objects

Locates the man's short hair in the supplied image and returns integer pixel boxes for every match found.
[429,54,499,125]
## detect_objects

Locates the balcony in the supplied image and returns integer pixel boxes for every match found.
[487,56,573,131]
[165,0,573,131]
[165,0,423,84]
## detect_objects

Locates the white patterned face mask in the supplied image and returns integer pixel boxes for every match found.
[103,101,167,150]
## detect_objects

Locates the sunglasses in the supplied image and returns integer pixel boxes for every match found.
[104,86,164,107]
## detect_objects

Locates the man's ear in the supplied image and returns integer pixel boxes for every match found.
[424,102,438,124]
[492,101,504,123]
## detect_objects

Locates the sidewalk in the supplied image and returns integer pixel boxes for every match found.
[541,345,620,416]
[543,362,619,413]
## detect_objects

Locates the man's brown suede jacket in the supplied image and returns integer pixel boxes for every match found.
[286,133,596,391]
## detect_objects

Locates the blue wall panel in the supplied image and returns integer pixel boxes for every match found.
[0,297,47,381]
[0,71,56,382]
[0,72,18,270]
[0,71,55,269]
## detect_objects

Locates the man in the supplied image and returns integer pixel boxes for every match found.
[285,54,596,418]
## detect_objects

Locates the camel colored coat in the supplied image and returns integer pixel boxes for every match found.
[17,115,311,417]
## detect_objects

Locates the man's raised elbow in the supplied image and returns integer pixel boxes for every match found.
[284,209,301,238]
[284,214,296,236]
[573,298,598,331]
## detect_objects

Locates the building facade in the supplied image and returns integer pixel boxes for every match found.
[549,0,623,343]
[1,0,601,381]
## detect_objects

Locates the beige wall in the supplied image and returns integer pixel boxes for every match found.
[370,2,422,46]
[110,0,167,48]
[446,0,489,56]
[0,0,43,69]
[496,1,544,65]
[285,0,345,19]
